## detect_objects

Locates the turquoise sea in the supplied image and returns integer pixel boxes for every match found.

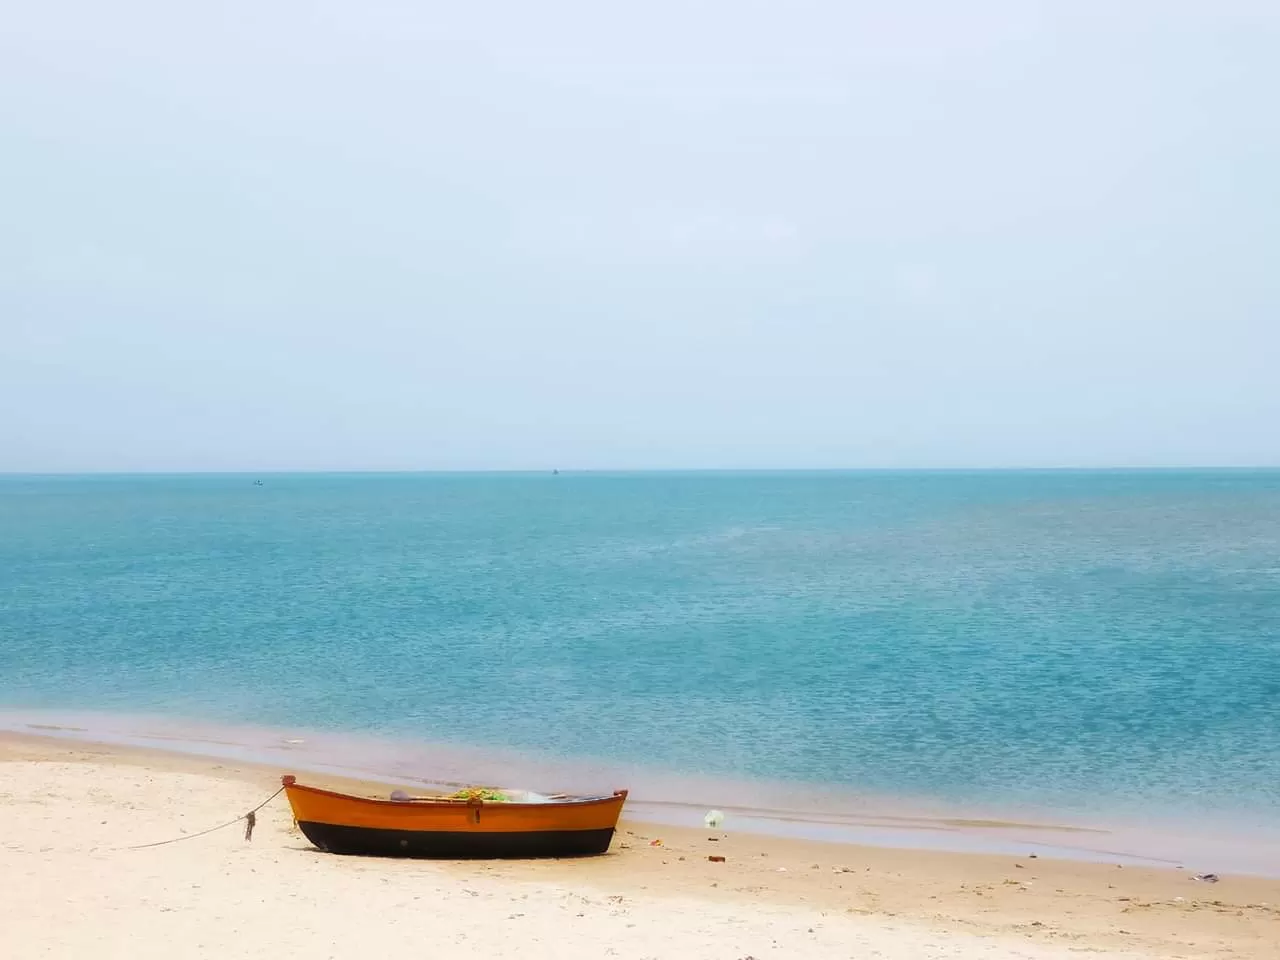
[3,471,1278,841]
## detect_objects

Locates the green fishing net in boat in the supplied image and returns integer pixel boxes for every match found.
[446,787,509,802]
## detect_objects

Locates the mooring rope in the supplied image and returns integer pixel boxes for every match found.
[124,785,286,851]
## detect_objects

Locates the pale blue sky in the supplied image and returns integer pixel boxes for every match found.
[2,1,1277,471]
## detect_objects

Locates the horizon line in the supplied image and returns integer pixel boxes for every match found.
[3,464,1280,478]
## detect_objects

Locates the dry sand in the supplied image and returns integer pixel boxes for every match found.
[2,733,1277,959]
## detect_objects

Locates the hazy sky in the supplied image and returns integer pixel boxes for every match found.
[2,1,1277,471]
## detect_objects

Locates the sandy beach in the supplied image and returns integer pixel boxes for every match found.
[2,733,1276,959]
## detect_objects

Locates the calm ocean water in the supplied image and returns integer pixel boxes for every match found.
[2,471,1278,826]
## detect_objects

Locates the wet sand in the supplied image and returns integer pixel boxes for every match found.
[5,709,1273,875]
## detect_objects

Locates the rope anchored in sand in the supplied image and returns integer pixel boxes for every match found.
[124,785,285,850]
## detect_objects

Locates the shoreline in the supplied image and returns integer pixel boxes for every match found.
[3,709,1277,878]
[3,729,1279,959]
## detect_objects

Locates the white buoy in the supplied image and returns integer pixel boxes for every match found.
[704,809,725,829]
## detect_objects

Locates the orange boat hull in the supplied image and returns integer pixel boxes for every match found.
[281,777,628,859]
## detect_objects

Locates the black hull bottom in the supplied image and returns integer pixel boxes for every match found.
[297,821,616,859]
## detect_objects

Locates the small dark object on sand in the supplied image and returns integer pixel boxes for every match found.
[708,855,726,863]
[1193,873,1220,883]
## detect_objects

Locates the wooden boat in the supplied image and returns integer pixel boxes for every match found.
[281,775,628,859]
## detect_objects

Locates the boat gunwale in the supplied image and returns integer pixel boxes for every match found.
[283,778,628,810]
